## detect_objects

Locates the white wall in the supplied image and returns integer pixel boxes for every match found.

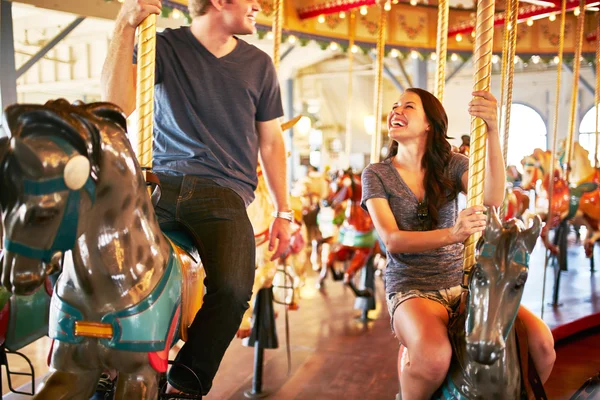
[443,66,596,149]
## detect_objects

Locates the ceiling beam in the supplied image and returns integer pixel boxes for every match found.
[16,16,85,78]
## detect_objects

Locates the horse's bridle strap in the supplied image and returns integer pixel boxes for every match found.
[74,321,113,339]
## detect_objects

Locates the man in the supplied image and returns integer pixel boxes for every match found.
[101,0,292,396]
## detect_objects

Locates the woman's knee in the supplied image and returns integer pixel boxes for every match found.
[531,329,556,367]
[407,337,452,382]
[519,307,556,368]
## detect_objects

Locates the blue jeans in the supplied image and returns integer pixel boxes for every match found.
[155,174,255,395]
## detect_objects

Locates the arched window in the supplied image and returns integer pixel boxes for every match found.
[578,105,600,163]
[505,104,548,170]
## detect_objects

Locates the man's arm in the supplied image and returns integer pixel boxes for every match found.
[101,0,161,116]
[257,119,292,260]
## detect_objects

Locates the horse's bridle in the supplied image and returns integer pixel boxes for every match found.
[4,137,96,263]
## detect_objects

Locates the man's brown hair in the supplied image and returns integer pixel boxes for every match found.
[189,0,212,17]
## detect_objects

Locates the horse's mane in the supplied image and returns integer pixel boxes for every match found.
[1,99,127,207]
[477,218,525,273]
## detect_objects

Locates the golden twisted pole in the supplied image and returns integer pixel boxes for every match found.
[462,0,495,276]
[136,14,157,170]
[370,2,387,164]
[564,0,586,183]
[595,14,600,168]
[345,11,356,167]
[434,0,449,101]
[272,0,283,71]
[499,0,517,221]
[498,0,512,138]
[540,0,567,319]
[500,0,518,169]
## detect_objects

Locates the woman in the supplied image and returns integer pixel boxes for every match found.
[361,88,555,399]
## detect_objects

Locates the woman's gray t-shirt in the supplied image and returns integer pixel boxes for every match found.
[361,154,469,293]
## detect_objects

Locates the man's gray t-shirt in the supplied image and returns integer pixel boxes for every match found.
[133,28,284,206]
[360,154,469,293]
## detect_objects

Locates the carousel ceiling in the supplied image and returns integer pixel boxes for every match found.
[10,0,600,58]
[161,0,599,57]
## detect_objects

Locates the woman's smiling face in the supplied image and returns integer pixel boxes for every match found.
[387,91,430,142]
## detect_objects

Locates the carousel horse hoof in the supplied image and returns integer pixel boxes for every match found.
[331,269,344,281]
[288,302,300,311]
[89,373,116,400]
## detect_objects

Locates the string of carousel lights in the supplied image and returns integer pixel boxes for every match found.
[103,0,599,66]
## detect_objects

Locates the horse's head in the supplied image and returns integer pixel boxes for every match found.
[0,100,127,295]
[325,169,359,207]
[521,148,551,190]
[465,208,541,365]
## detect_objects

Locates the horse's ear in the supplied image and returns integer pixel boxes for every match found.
[10,137,43,179]
[521,214,542,254]
[84,103,127,132]
[484,206,503,244]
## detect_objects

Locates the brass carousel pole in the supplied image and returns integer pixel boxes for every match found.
[499,0,519,221]
[540,0,568,319]
[500,0,518,169]
[345,11,356,168]
[462,0,495,279]
[498,0,512,142]
[136,14,157,171]
[370,1,387,164]
[595,14,600,168]
[272,0,283,71]
[564,0,586,183]
[434,0,449,101]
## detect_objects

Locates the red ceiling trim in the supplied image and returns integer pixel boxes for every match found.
[297,0,377,19]
[448,0,600,37]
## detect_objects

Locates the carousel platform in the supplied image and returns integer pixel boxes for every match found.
[2,237,600,400]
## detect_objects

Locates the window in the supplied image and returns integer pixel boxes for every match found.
[505,104,547,170]
[578,105,600,163]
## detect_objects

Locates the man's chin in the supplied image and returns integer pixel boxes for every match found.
[236,23,256,36]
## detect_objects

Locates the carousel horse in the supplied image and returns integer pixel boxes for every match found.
[458,135,470,157]
[292,168,330,271]
[435,210,542,398]
[237,162,307,338]
[0,100,206,399]
[398,209,542,399]
[503,184,531,222]
[320,169,379,298]
[521,147,600,259]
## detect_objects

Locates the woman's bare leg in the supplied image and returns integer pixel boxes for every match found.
[517,306,556,383]
[393,298,452,400]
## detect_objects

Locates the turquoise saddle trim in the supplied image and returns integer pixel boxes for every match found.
[49,245,182,352]
[480,243,529,266]
[435,375,469,400]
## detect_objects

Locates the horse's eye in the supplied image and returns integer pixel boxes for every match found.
[27,208,60,226]
[473,268,487,285]
[513,271,528,291]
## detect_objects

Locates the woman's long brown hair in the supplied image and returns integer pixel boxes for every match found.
[384,88,459,227]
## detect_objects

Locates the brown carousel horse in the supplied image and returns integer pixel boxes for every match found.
[1,100,207,399]
[319,169,381,300]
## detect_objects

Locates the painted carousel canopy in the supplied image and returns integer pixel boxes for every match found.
[154,0,599,58]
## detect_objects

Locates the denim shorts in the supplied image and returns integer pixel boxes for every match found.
[386,285,463,334]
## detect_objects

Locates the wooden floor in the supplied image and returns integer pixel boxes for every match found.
[2,235,600,399]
